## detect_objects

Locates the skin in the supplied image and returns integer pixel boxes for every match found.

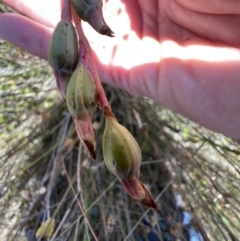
[1,0,240,140]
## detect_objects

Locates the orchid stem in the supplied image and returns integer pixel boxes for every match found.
[71,6,115,119]
[61,0,72,23]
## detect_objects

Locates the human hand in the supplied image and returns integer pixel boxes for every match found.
[1,0,240,140]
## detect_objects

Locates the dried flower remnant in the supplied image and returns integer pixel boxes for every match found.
[66,64,97,159]
[74,116,96,160]
[121,178,157,209]
[72,0,114,36]
[48,20,78,99]
[102,117,157,209]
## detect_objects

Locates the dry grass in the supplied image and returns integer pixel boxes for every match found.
[0,36,240,241]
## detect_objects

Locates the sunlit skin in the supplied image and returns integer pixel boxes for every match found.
[1,0,240,140]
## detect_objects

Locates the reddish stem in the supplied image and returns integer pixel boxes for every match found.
[71,6,115,119]
[61,0,72,23]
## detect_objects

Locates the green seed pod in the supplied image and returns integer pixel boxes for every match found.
[66,64,97,118]
[48,20,78,74]
[102,117,141,179]
[102,117,157,209]
[72,0,114,37]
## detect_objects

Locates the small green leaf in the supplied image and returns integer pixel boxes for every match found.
[36,218,55,239]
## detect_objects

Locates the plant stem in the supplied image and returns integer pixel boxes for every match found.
[61,0,72,23]
[71,6,116,119]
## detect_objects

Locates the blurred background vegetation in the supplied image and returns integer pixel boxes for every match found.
[0,4,240,241]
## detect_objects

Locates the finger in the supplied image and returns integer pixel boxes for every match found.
[167,0,240,47]
[176,0,240,14]
[1,0,61,27]
[0,13,52,59]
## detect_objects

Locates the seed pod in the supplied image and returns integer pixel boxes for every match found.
[48,20,78,98]
[66,64,97,160]
[102,117,157,209]
[66,64,97,118]
[72,0,114,37]
[48,20,78,74]
[102,117,141,179]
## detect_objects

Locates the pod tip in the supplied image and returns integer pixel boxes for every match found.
[84,139,96,161]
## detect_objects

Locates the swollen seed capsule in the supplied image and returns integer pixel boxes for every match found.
[102,117,157,209]
[48,20,78,98]
[102,117,141,179]
[48,20,78,74]
[66,64,97,118]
